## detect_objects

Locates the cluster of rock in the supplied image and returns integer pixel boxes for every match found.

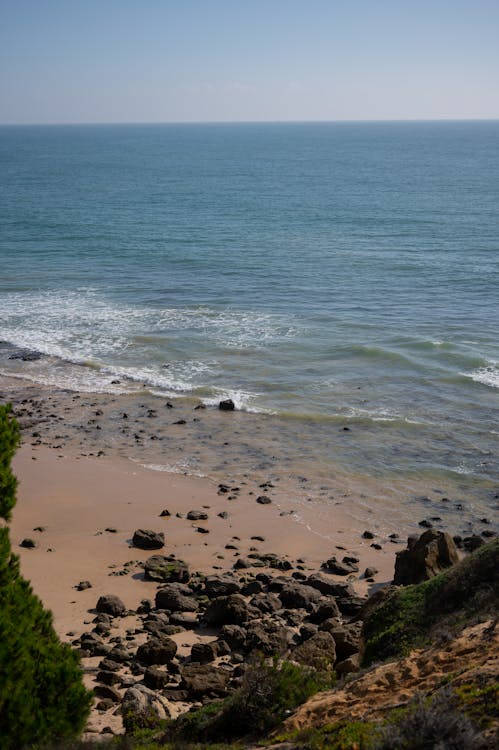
[75,560,367,729]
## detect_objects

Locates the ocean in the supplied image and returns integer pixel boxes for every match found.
[0,121,498,531]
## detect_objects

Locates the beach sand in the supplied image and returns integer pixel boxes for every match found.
[11,443,400,642]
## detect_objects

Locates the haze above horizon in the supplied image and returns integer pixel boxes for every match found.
[1,0,498,125]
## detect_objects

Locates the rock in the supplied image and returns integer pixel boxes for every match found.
[364,567,378,578]
[180,664,230,697]
[250,592,282,614]
[132,529,165,550]
[190,641,218,664]
[144,555,190,583]
[96,594,126,617]
[219,399,235,411]
[335,653,361,675]
[307,597,341,624]
[96,670,121,686]
[256,495,272,505]
[20,538,37,549]
[393,529,459,585]
[463,535,485,552]
[107,645,133,664]
[136,637,177,665]
[304,573,356,598]
[143,666,169,690]
[279,582,321,611]
[321,556,359,575]
[79,632,110,657]
[291,632,336,671]
[76,580,92,591]
[94,685,122,703]
[159,509,171,517]
[362,530,375,539]
[204,575,241,598]
[121,684,171,723]
[219,624,247,650]
[203,594,251,626]
[155,583,198,612]
[328,623,362,661]
[245,623,291,656]
[187,510,209,521]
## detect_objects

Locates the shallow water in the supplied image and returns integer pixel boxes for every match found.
[0,121,498,529]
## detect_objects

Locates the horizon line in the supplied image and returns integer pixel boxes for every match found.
[1,117,498,128]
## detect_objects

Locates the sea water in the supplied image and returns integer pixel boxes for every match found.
[0,121,498,520]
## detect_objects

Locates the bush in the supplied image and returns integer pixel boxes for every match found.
[0,404,93,749]
[372,690,484,750]
[171,657,333,742]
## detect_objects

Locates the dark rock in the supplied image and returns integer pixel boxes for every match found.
[307,597,341,624]
[143,666,169,690]
[187,510,209,521]
[304,573,356,598]
[96,670,121,686]
[204,575,241,598]
[159,509,171,517]
[180,664,230,697]
[241,579,263,596]
[219,399,235,411]
[393,529,459,585]
[364,567,378,578]
[76,580,92,591]
[190,641,218,664]
[279,582,321,610]
[155,583,198,612]
[245,623,290,656]
[462,535,485,552]
[132,529,165,550]
[203,594,251,626]
[144,556,190,583]
[98,658,122,673]
[96,594,126,617]
[328,624,362,661]
[362,530,375,539]
[250,592,282,614]
[256,495,272,505]
[20,538,37,549]
[9,350,42,362]
[94,685,122,703]
[291,631,336,670]
[321,556,359,575]
[79,632,110,657]
[107,645,133,664]
[136,637,177,665]
[219,624,247,650]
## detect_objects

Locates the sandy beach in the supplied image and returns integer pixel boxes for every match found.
[11,442,399,642]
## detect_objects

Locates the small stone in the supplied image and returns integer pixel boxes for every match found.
[256,495,272,505]
[76,581,92,591]
[219,399,235,411]
[20,538,37,549]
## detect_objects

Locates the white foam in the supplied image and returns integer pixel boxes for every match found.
[468,363,499,389]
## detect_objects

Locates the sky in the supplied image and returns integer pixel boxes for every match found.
[0,0,498,124]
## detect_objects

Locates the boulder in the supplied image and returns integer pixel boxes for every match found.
[204,575,241,598]
[155,583,198,612]
[307,597,341,624]
[144,556,189,583]
[279,582,321,611]
[393,529,459,585]
[180,663,230,697]
[132,529,165,550]
[96,594,126,617]
[143,666,169,690]
[321,556,359,575]
[291,631,336,671]
[136,637,177,665]
[219,399,235,411]
[304,573,356,598]
[203,594,251,626]
[190,641,218,664]
[121,684,171,723]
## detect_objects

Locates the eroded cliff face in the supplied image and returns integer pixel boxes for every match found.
[281,619,498,743]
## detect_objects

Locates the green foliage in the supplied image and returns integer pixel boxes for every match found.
[454,681,499,729]
[0,405,93,749]
[277,719,378,749]
[371,689,484,749]
[170,658,333,742]
[0,403,20,521]
[362,538,499,666]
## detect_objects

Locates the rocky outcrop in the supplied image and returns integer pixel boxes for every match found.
[393,529,459,585]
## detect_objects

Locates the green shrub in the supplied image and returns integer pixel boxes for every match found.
[0,404,93,749]
[371,689,484,749]
[170,657,333,742]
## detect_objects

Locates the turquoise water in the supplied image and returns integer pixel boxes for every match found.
[0,121,498,496]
